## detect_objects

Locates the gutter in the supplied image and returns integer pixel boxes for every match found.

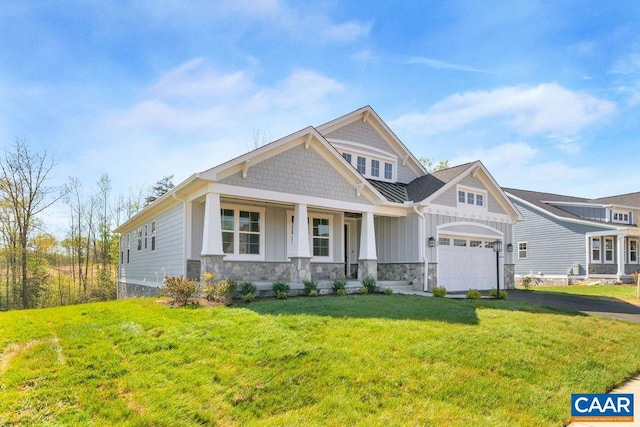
[413,204,428,292]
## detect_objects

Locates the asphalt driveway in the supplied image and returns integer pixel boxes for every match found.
[507,290,640,323]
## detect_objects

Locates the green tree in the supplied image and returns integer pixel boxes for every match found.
[419,157,450,172]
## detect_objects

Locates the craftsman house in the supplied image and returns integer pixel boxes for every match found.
[115,106,523,297]
[506,188,640,285]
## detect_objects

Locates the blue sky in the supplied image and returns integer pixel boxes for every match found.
[1,1,640,234]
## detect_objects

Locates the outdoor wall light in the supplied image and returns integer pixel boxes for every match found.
[428,236,436,247]
[506,243,513,253]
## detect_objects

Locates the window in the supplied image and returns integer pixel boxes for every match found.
[137,228,142,250]
[457,187,487,210]
[591,237,601,262]
[342,152,352,163]
[144,225,148,249]
[604,237,614,263]
[612,211,630,224]
[518,242,527,259]
[312,218,330,257]
[356,156,366,174]
[127,234,130,263]
[287,213,332,259]
[371,159,380,177]
[220,206,264,259]
[470,240,482,248]
[629,240,638,263]
[384,162,393,180]
[151,221,156,251]
[454,239,467,247]
[438,237,450,246]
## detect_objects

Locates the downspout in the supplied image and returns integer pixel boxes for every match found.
[413,205,428,292]
[173,192,188,285]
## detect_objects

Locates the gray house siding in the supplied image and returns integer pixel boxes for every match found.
[121,203,185,287]
[323,120,418,184]
[220,144,371,205]
[553,205,606,222]
[432,175,508,216]
[375,213,421,263]
[511,199,606,276]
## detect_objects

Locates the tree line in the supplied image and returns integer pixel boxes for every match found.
[0,139,171,311]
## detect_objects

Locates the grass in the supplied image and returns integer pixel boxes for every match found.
[1,295,639,426]
[530,283,640,305]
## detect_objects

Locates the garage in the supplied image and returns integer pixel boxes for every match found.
[437,235,498,292]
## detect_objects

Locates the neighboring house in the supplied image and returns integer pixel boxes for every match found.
[114,106,522,298]
[505,188,640,285]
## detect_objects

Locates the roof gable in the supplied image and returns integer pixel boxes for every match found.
[316,106,427,183]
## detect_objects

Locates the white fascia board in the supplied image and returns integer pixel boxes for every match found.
[212,183,408,217]
[586,227,640,237]
[506,192,620,230]
[420,202,515,224]
[316,106,427,177]
[113,173,199,234]
[328,139,398,161]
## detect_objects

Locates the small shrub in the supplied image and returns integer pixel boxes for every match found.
[489,289,508,299]
[336,288,346,296]
[272,281,290,299]
[161,276,197,306]
[384,287,393,295]
[242,292,255,303]
[362,276,377,294]
[201,274,237,305]
[331,278,347,294]
[360,286,369,294]
[432,286,447,298]
[466,289,481,299]
[521,276,533,290]
[240,281,257,297]
[308,289,319,297]
[303,279,317,296]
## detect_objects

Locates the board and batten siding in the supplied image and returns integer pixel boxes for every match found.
[552,204,606,222]
[431,175,507,216]
[424,214,512,264]
[511,199,606,276]
[121,203,185,287]
[375,213,421,263]
[323,120,418,184]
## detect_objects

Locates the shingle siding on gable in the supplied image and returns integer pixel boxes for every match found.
[324,120,418,184]
[121,203,185,286]
[220,144,371,205]
[511,199,604,276]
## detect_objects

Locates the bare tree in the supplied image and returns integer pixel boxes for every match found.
[144,175,175,206]
[0,139,57,309]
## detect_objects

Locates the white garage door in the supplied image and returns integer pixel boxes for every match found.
[438,236,497,292]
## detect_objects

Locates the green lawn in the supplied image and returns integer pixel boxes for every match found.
[530,283,640,305]
[1,295,640,426]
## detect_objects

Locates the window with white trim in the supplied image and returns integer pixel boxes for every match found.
[342,152,352,163]
[384,162,393,180]
[126,234,130,263]
[287,212,333,260]
[438,237,450,246]
[591,237,601,262]
[457,187,488,211]
[371,159,380,178]
[453,239,467,247]
[221,206,265,259]
[612,211,630,224]
[518,242,527,259]
[137,228,142,250]
[629,239,638,263]
[604,237,614,263]
[151,221,156,251]
[144,225,148,249]
[356,156,366,174]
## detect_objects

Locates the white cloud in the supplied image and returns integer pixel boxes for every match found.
[407,56,490,74]
[611,53,640,75]
[320,20,373,42]
[392,83,616,137]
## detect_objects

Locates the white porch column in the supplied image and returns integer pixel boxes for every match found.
[617,234,625,280]
[359,211,377,260]
[358,211,377,279]
[201,192,224,256]
[290,203,311,258]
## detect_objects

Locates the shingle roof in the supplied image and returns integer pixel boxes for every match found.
[406,162,475,202]
[504,188,640,225]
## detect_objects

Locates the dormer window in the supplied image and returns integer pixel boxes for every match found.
[332,139,398,182]
[612,210,630,224]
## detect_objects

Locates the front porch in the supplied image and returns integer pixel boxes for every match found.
[587,230,640,283]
